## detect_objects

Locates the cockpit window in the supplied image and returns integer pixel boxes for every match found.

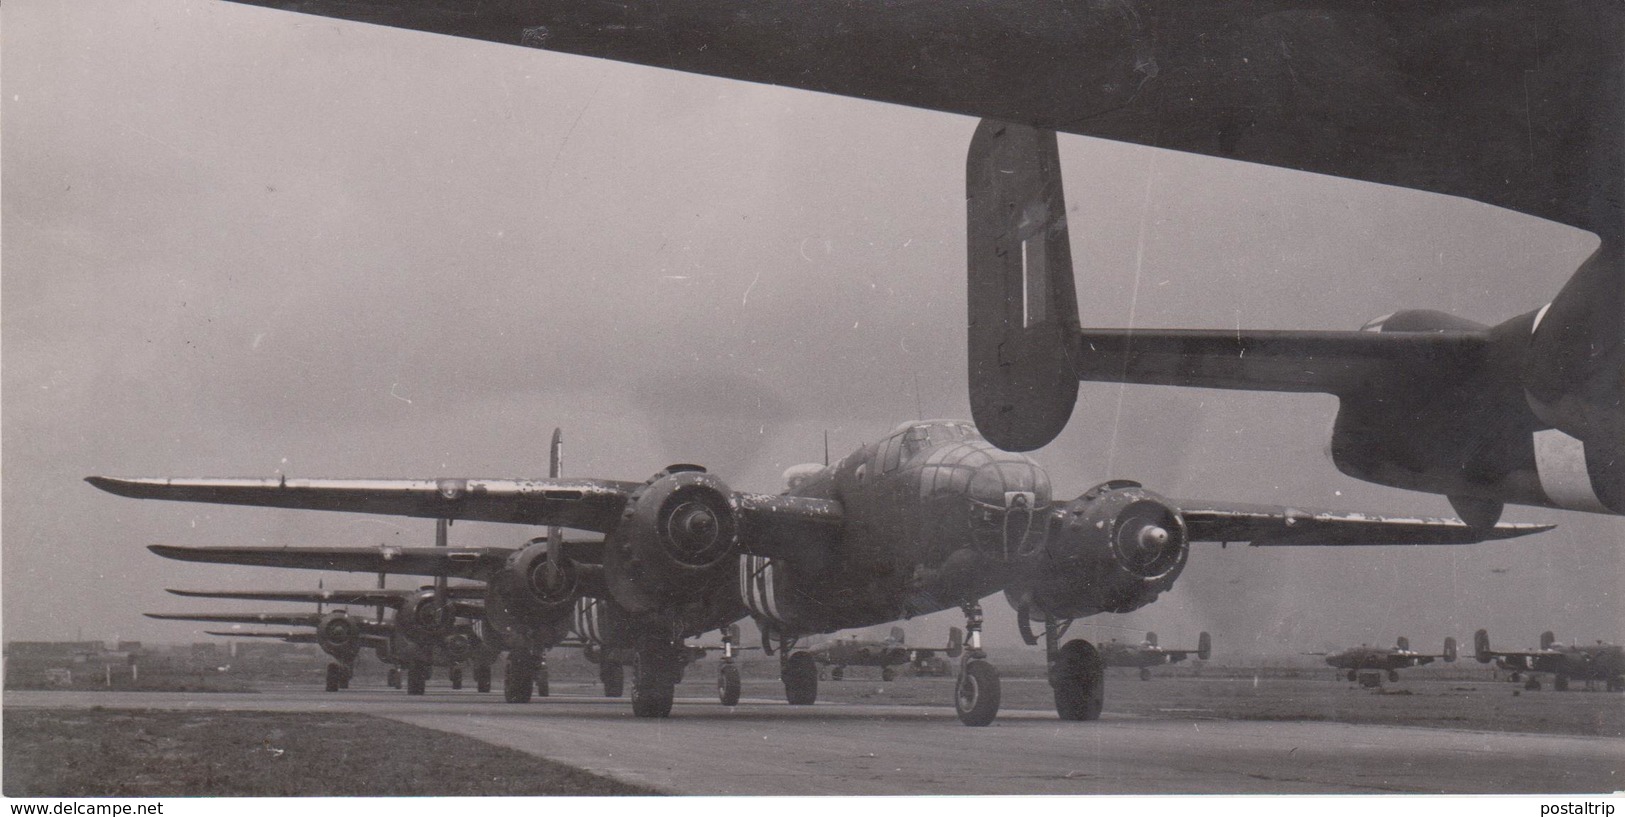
[879,433,904,472]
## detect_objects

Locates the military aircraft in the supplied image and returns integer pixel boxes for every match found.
[1474,630,1625,692]
[807,626,964,682]
[1099,631,1211,681]
[1313,636,1458,683]
[149,583,496,693]
[212,0,1622,525]
[93,419,1547,726]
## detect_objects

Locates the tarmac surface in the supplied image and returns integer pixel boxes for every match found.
[8,683,1622,794]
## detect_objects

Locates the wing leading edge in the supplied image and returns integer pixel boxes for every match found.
[1175,501,1552,546]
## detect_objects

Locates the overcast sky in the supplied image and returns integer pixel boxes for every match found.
[5,0,1620,656]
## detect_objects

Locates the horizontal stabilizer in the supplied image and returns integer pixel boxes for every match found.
[1177,502,1553,546]
[1073,329,1486,395]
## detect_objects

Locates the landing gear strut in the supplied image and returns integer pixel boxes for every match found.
[717,625,742,706]
[954,602,1001,726]
[535,658,551,697]
[1045,618,1103,721]
[325,662,346,693]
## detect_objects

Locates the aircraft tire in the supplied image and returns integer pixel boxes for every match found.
[1387,670,1399,683]
[1346,670,1357,683]
[718,664,742,706]
[831,666,843,682]
[1555,675,1569,692]
[882,667,896,682]
[632,649,679,718]
[449,666,464,690]
[504,656,534,704]
[406,663,430,696]
[1139,667,1152,682]
[324,663,343,693]
[536,664,551,697]
[474,664,493,693]
[783,651,818,705]
[387,667,402,689]
[955,660,1001,727]
[1052,639,1105,721]
[1607,677,1623,692]
[1524,677,1541,691]
[338,666,351,689]
[601,662,625,698]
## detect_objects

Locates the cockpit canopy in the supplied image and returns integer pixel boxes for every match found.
[877,420,981,472]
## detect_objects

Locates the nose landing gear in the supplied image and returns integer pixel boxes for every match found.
[717,625,742,706]
[1041,617,1104,721]
[954,602,1001,726]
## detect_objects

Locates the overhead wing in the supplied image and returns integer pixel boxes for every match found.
[220,1,1619,244]
[168,587,485,606]
[1072,329,1488,395]
[147,545,515,581]
[87,476,640,532]
[1176,502,1553,546]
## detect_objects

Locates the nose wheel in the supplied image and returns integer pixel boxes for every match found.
[717,626,742,706]
[953,603,1001,726]
[1036,616,1103,721]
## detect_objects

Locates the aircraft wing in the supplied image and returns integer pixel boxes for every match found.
[1072,329,1487,395]
[1176,502,1553,546]
[167,587,485,606]
[220,0,1619,241]
[95,476,839,557]
[147,545,516,581]
[204,629,320,643]
[88,476,641,532]
[146,612,390,634]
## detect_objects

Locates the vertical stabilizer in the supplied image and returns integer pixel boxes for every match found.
[967,119,1080,451]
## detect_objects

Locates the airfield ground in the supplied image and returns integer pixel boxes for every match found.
[5,668,1620,795]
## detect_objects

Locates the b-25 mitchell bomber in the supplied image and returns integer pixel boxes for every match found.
[807,626,964,682]
[1475,630,1625,692]
[1314,636,1458,683]
[94,419,1546,725]
[211,1,1623,525]
[150,583,495,694]
[1099,631,1211,681]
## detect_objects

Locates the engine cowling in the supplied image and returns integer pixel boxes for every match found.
[440,626,482,663]
[1005,481,1189,620]
[396,589,458,644]
[483,540,579,650]
[604,466,739,614]
[316,612,362,657]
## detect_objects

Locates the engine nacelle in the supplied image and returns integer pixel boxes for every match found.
[440,625,482,663]
[483,541,580,652]
[604,467,739,614]
[316,612,362,657]
[1005,481,1189,620]
[396,589,458,645]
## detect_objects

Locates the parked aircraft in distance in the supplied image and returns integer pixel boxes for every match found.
[807,626,963,682]
[1475,630,1625,692]
[213,1,1621,525]
[1313,637,1457,683]
[1099,632,1211,681]
[95,420,1547,725]
[151,582,494,693]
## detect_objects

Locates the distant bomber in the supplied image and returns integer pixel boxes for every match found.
[1316,637,1457,683]
[1099,632,1211,681]
[808,626,964,682]
[1475,630,1625,692]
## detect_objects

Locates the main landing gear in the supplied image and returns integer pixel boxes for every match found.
[473,663,493,694]
[405,661,431,696]
[504,651,538,703]
[954,603,1001,727]
[448,665,464,690]
[324,662,352,692]
[632,642,683,718]
[1044,618,1103,722]
[387,667,402,689]
[780,637,818,706]
[600,661,625,698]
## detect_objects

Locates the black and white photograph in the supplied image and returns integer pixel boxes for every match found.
[5,0,1622,806]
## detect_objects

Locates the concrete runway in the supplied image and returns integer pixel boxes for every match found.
[7,684,1621,794]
